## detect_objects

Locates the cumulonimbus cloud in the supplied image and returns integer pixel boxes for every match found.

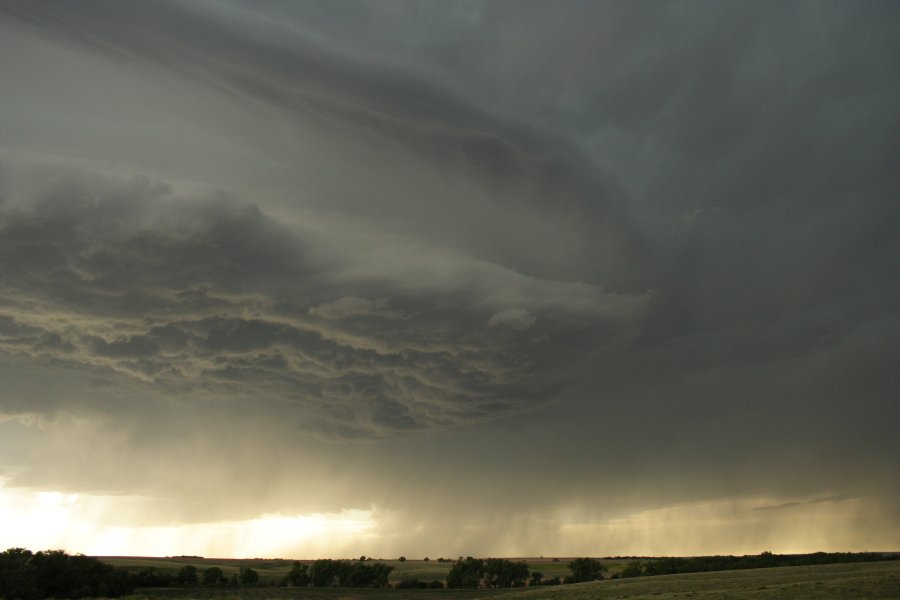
[0,161,647,439]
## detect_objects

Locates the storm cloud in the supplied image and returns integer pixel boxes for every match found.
[0,163,643,440]
[0,0,897,557]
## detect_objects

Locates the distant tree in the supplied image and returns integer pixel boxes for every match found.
[176,565,198,587]
[398,556,406,562]
[483,558,529,588]
[131,567,173,588]
[309,559,338,587]
[238,566,259,586]
[367,562,394,588]
[423,557,430,562]
[0,548,132,599]
[202,567,225,586]
[529,571,543,586]
[304,559,391,588]
[620,561,644,578]
[285,561,310,587]
[566,557,606,583]
[359,555,366,562]
[446,557,484,589]
[343,561,393,588]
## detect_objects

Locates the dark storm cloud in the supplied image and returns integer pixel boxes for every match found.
[0,0,898,554]
[0,163,644,439]
[0,0,646,289]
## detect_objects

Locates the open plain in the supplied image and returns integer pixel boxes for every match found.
[111,560,900,600]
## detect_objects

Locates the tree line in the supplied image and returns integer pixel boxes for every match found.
[0,550,276,599]
[443,556,604,589]
[615,551,900,579]
[0,549,132,600]
[0,549,604,596]
[283,559,393,587]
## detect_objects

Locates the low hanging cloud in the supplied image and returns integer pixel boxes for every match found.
[487,308,535,331]
[308,297,400,321]
[0,161,647,440]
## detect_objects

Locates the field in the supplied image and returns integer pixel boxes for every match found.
[109,560,900,599]
[503,561,900,599]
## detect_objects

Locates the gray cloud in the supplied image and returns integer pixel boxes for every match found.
[0,162,644,441]
[0,0,897,555]
[0,0,650,290]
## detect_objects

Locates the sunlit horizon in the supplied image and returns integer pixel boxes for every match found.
[2,483,895,559]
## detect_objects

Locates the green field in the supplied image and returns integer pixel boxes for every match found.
[112,560,900,599]
[502,561,900,599]
[103,557,296,585]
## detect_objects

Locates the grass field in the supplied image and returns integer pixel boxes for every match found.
[114,560,900,599]
[103,557,295,584]
[505,561,900,599]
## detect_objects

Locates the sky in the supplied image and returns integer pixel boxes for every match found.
[0,0,898,559]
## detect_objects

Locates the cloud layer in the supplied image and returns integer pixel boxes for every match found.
[0,163,644,440]
[0,0,898,556]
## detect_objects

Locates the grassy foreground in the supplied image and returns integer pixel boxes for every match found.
[119,561,900,600]
[503,561,900,599]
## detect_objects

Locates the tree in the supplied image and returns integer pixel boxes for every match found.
[285,561,310,587]
[529,571,543,586]
[620,561,644,578]
[1,548,132,599]
[202,567,225,586]
[239,566,259,585]
[131,567,173,587]
[446,557,484,589]
[305,559,391,588]
[0,548,38,600]
[483,558,529,588]
[309,559,339,587]
[366,562,393,588]
[343,561,393,588]
[567,557,606,583]
[176,565,198,587]
[398,556,406,562]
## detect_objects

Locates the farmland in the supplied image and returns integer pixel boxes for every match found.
[110,560,900,600]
